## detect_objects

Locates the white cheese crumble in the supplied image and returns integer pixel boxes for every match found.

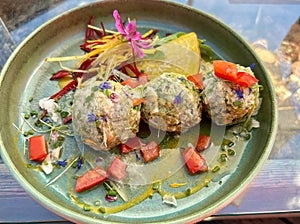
[162,194,177,207]
[39,98,60,122]
[41,154,53,175]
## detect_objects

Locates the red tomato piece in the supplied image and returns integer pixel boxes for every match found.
[213,60,238,82]
[28,135,48,162]
[132,98,146,107]
[141,141,160,163]
[182,146,208,174]
[195,135,211,151]
[107,157,127,180]
[75,166,107,193]
[187,73,204,89]
[138,73,148,85]
[121,136,143,154]
[121,78,140,88]
[236,72,259,87]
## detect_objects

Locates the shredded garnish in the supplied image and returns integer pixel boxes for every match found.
[45,10,154,82]
[108,181,128,202]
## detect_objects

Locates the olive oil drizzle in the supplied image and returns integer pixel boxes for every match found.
[68,173,215,214]
[69,183,154,214]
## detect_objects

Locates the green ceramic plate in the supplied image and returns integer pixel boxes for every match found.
[0,0,277,223]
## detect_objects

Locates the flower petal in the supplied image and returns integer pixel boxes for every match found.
[131,41,144,58]
[126,21,142,40]
[136,39,152,49]
[113,10,126,35]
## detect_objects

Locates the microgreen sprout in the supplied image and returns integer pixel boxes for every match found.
[104,182,118,202]
[38,119,73,136]
[108,180,128,202]
[21,114,73,136]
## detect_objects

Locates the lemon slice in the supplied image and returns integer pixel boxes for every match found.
[136,32,201,80]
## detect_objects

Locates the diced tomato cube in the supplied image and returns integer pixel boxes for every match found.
[195,135,211,151]
[187,73,204,89]
[75,166,107,192]
[141,141,160,163]
[138,73,148,85]
[213,60,238,82]
[107,157,127,180]
[121,136,143,154]
[213,60,258,87]
[28,135,48,162]
[236,71,259,87]
[121,78,140,88]
[121,73,148,88]
[182,146,208,174]
[132,98,146,107]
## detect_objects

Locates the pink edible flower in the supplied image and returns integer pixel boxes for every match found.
[50,131,59,142]
[113,10,151,58]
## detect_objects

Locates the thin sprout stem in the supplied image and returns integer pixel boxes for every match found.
[38,119,73,136]
[104,181,113,191]
[38,119,53,128]
[48,129,53,144]
[12,122,24,134]
[45,156,79,187]
[243,84,260,128]
[22,116,50,134]
[108,180,128,202]
[59,61,94,73]
[12,122,27,155]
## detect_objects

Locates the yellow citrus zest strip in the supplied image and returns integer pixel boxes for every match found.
[87,25,118,35]
[170,182,188,188]
[45,55,85,62]
[142,29,154,38]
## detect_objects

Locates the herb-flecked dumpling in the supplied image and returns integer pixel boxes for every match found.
[141,72,202,132]
[202,65,260,126]
[72,76,141,150]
